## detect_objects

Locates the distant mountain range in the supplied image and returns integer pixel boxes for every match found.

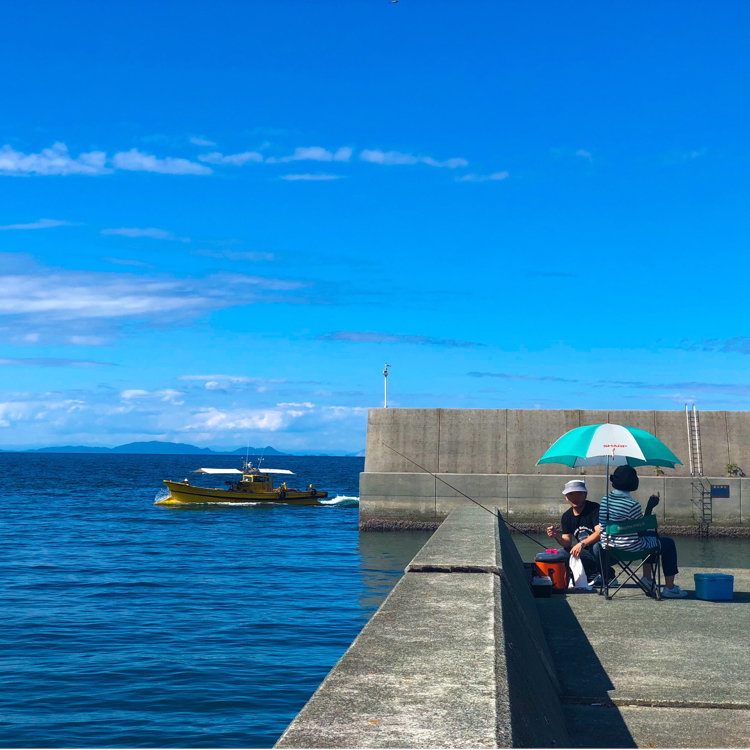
[1,440,364,457]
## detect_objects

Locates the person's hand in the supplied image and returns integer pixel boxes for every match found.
[645,492,660,515]
[546,525,557,539]
[570,542,583,558]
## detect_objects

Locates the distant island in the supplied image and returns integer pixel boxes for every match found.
[4,440,364,457]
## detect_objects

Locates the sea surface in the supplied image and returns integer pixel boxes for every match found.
[0,453,431,748]
[4,454,747,748]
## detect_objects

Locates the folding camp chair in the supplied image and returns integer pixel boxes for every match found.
[597,514,662,600]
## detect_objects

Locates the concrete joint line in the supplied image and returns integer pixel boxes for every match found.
[406,564,500,574]
[562,696,750,710]
[612,698,750,711]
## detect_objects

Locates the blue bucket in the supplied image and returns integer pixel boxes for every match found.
[694,573,734,601]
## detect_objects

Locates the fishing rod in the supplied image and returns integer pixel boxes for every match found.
[381,441,548,550]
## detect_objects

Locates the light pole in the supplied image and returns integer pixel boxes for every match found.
[383,363,390,408]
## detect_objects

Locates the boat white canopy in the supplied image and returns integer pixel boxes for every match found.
[194,468,243,474]
[193,467,295,475]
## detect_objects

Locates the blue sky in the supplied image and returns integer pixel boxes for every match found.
[2,0,750,451]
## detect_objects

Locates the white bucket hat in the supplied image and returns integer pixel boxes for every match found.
[562,479,587,496]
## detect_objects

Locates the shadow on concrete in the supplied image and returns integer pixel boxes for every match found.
[535,594,637,748]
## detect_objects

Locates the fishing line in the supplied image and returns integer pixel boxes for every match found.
[381,441,548,549]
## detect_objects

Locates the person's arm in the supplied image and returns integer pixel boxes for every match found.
[546,524,573,550]
[645,491,660,516]
[570,524,601,558]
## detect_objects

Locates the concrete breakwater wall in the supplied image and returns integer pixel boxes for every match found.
[275,507,569,748]
[361,408,750,527]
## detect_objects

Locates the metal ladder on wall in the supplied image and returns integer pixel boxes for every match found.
[686,404,711,534]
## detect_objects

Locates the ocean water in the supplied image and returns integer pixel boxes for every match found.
[0,453,431,748]
[512,531,750,569]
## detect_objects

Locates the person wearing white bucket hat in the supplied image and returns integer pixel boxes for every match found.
[547,479,614,584]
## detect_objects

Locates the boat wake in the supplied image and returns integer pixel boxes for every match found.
[320,495,359,508]
[153,489,171,504]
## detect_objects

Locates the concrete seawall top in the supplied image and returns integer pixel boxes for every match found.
[365,408,750,478]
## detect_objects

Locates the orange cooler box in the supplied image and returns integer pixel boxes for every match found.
[534,549,568,590]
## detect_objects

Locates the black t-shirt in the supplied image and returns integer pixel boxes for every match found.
[561,500,601,543]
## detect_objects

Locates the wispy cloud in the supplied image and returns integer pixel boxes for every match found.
[575,149,593,161]
[663,148,707,165]
[112,148,211,175]
[0,266,314,342]
[280,173,344,181]
[0,142,212,177]
[101,227,190,243]
[198,151,264,165]
[193,249,275,262]
[189,136,216,147]
[105,258,154,268]
[0,357,115,367]
[121,388,184,405]
[455,171,508,183]
[360,149,468,168]
[468,371,576,382]
[0,218,74,230]
[320,331,485,348]
[678,337,750,355]
[271,146,352,163]
[525,270,578,278]
[599,379,750,396]
[179,374,287,393]
[0,142,109,176]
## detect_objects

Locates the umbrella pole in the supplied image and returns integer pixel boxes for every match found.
[605,454,610,529]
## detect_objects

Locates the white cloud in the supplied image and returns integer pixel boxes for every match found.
[112,148,212,175]
[186,407,286,432]
[0,397,89,429]
[322,405,369,419]
[198,151,264,165]
[0,142,109,176]
[179,374,286,393]
[360,149,468,168]
[101,227,190,242]
[575,149,593,161]
[455,171,509,183]
[280,173,344,181]
[0,218,74,230]
[121,388,184,405]
[273,146,352,163]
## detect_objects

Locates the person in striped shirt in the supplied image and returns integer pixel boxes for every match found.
[600,465,687,598]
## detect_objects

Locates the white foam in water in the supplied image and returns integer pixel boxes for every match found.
[154,488,171,503]
[320,495,360,507]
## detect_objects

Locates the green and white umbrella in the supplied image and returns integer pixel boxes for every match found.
[538,423,682,528]
[537,423,682,469]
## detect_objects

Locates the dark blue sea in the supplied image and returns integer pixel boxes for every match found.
[0,453,432,748]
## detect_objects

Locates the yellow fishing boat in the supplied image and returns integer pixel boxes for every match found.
[156,460,328,506]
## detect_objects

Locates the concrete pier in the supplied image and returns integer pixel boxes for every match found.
[276,507,749,748]
[538,567,750,748]
[275,507,569,748]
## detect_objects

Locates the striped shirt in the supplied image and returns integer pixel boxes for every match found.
[599,489,659,551]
